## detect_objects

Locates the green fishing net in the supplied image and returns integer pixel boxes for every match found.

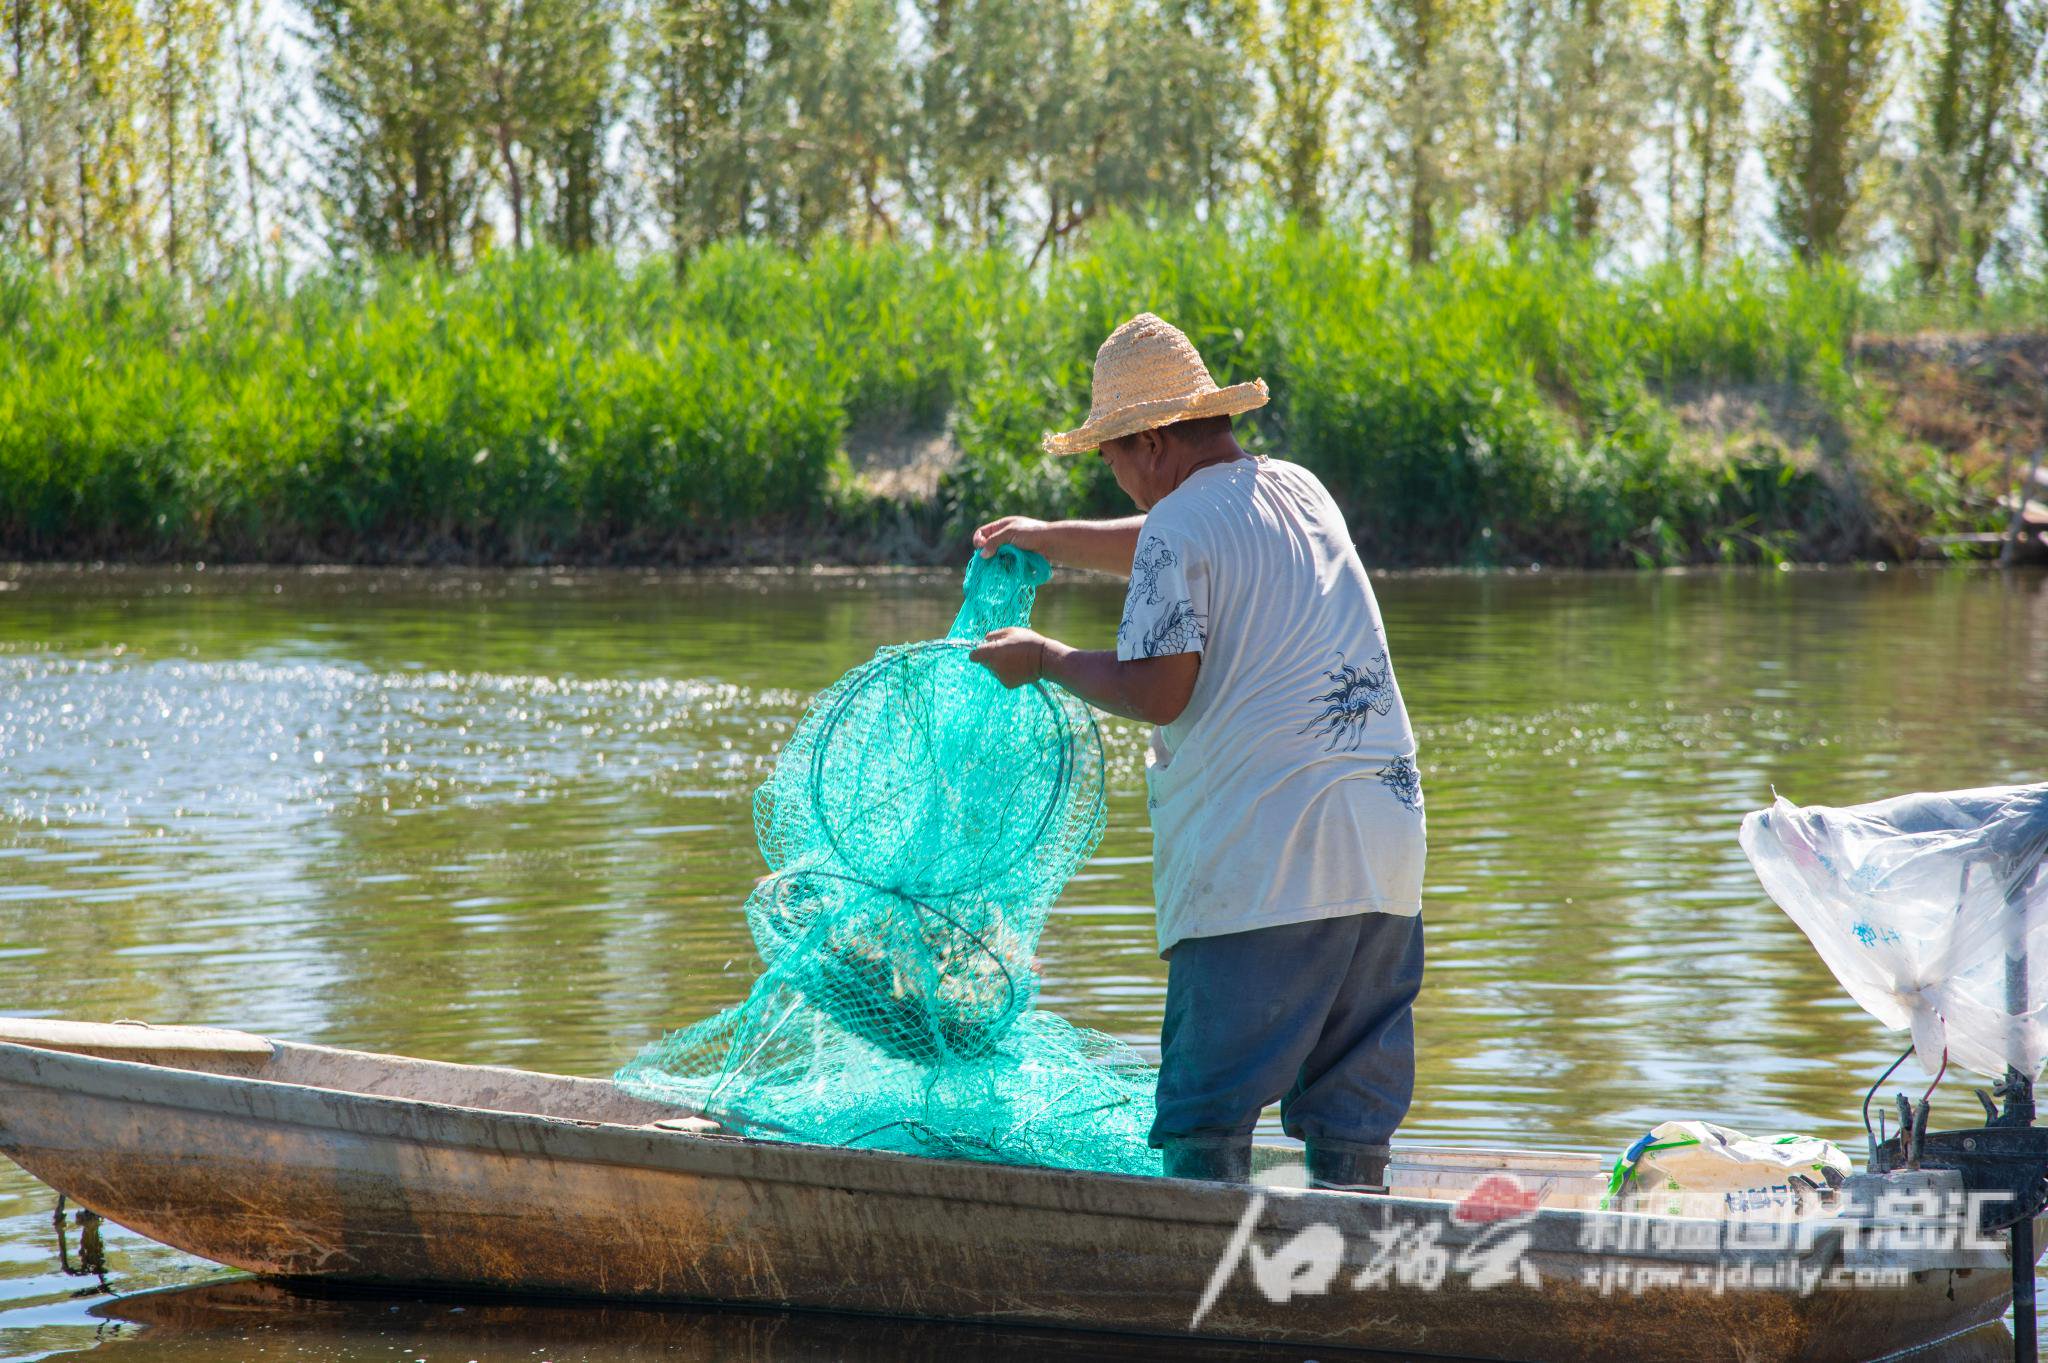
[615,547,1161,1175]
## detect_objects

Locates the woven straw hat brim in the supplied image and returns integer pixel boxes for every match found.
[1042,378,1269,456]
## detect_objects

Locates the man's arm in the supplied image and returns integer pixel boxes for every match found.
[972,516,1145,576]
[969,627,1198,726]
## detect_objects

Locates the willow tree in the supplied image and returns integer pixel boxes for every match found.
[1478,0,1657,244]
[2,0,150,268]
[3,0,73,259]
[302,0,489,262]
[1767,0,1901,261]
[907,0,1068,245]
[471,0,611,252]
[1657,0,1747,271]
[225,0,283,278]
[1168,0,1257,214]
[1486,0,1551,235]
[145,0,226,277]
[1907,0,2041,292]
[1038,0,1248,256]
[540,84,608,251]
[1251,0,1343,228]
[65,0,149,267]
[901,0,1244,257]
[1365,0,1495,263]
[754,0,908,244]
[1562,0,1659,239]
[631,0,754,263]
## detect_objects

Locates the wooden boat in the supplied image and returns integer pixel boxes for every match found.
[0,1019,2030,1363]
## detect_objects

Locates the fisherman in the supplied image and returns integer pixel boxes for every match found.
[968,313,1426,1191]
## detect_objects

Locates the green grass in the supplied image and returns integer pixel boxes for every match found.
[1859,267,2048,335]
[0,216,2020,566]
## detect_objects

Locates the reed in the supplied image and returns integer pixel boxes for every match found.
[0,217,2014,565]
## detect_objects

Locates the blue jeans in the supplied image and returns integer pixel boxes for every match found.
[1150,911,1423,1159]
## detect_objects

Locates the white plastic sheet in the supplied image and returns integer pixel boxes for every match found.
[1740,784,2048,1080]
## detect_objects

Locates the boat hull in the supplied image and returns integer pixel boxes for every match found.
[0,1037,2019,1363]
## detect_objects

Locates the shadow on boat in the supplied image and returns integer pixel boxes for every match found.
[49,1276,2024,1363]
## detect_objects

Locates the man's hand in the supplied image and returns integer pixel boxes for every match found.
[973,516,1050,559]
[969,626,1047,689]
[975,630,1200,724]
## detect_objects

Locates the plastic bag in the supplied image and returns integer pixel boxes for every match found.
[1602,1120,1850,1218]
[1740,784,2048,1080]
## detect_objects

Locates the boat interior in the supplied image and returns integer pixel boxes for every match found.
[0,1018,1620,1209]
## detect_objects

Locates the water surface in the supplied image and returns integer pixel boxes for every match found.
[0,563,2044,1360]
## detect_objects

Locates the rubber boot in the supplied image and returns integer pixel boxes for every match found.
[1306,1141,1390,1194]
[1161,1136,1253,1184]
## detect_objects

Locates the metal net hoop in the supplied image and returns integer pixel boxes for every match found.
[805,640,1077,901]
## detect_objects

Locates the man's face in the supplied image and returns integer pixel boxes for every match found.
[1098,430,1163,510]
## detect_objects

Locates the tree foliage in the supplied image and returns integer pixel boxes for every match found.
[1656,0,1747,272]
[1767,0,1902,262]
[1906,0,2043,293]
[5,0,2047,282]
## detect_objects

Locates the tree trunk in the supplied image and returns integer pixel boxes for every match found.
[497,122,524,251]
[230,0,263,281]
[7,0,27,247]
[1571,0,1603,239]
[662,45,687,273]
[160,10,179,276]
[74,0,95,263]
[1662,0,1680,264]
[1919,0,1967,286]
[1404,0,1434,263]
[1691,16,1721,275]
[1407,141,1434,264]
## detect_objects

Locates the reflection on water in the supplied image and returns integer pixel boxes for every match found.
[0,563,2045,1361]
[15,1279,2024,1363]
[46,1279,1454,1363]
[50,1205,106,1297]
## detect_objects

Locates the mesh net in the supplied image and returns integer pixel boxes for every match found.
[615,547,1161,1175]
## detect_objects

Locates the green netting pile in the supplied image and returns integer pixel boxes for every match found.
[615,547,1161,1174]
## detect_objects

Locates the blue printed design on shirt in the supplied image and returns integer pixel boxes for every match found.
[1378,754,1424,811]
[1130,536,1178,605]
[1138,599,1207,658]
[1121,534,1205,658]
[1299,650,1396,752]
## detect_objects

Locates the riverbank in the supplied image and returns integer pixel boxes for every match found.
[3,218,2041,569]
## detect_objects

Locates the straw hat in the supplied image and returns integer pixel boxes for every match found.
[1042,313,1268,455]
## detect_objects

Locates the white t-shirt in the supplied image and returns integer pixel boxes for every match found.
[1116,456,1425,954]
